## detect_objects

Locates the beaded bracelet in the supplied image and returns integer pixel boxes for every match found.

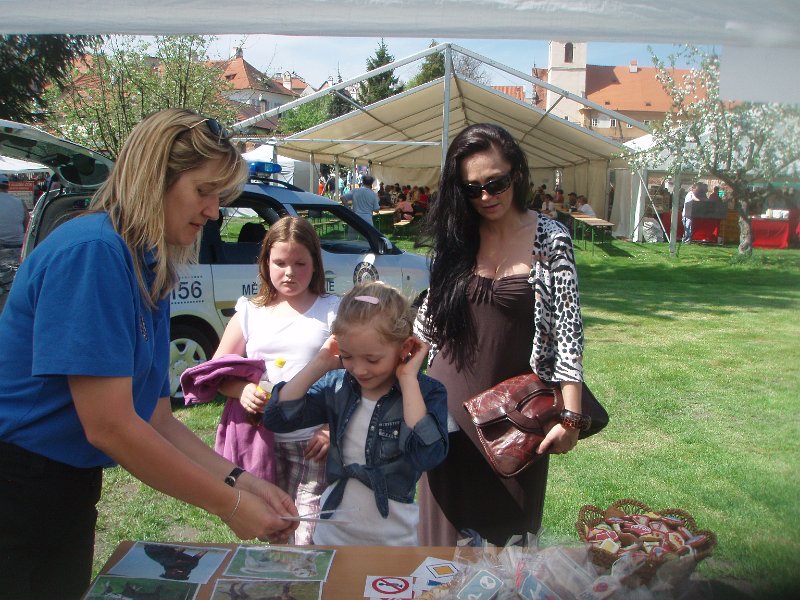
[223,489,242,522]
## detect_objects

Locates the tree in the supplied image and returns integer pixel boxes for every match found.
[358,39,403,106]
[0,35,100,122]
[630,45,800,254]
[407,40,445,88]
[407,41,491,89]
[454,54,490,85]
[327,68,354,120]
[279,96,331,134]
[42,35,236,159]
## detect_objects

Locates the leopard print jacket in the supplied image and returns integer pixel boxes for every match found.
[414,214,584,383]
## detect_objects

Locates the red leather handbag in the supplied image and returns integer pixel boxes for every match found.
[464,374,608,478]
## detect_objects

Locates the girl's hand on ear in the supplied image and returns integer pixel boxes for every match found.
[317,335,341,371]
[396,337,429,379]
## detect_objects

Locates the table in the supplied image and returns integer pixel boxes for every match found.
[556,210,613,253]
[751,218,791,249]
[374,209,397,235]
[659,212,720,243]
[573,217,614,254]
[95,541,458,599]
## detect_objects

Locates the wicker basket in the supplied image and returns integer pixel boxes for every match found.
[576,498,717,583]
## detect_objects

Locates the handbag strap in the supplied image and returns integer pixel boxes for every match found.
[503,385,563,433]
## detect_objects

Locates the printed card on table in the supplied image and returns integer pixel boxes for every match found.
[85,575,200,600]
[106,541,229,584]
[224,546,335,581]
[211,578,323,600]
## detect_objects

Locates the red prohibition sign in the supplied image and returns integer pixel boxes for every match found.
[372,577,410,594]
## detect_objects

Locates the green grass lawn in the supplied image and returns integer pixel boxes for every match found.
[92,239,800,598]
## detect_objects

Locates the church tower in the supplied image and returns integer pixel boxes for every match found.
[545,41,587,124]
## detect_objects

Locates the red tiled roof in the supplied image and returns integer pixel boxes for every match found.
[584,64,695,112]
[210,57,297,97]
[492,85,526,101]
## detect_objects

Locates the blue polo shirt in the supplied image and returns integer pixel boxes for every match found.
[0,212,170,468]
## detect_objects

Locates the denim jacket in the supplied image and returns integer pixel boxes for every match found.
[264,370,448,518]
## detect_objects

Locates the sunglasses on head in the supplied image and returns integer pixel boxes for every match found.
[461,173,513,199]
[188,117,231,143]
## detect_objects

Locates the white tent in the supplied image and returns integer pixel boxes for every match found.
[3,0,797,103]
[276,74,627,206]
[238,44,631,213]
[0,155,50,174]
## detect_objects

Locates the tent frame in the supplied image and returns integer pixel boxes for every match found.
[233,42,647,174]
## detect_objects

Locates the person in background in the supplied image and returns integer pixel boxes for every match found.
[541,193,558,217]
[576,195,596,217]
[682,181,707,244]
[0,173,30,313]
[377,182,392,208]
[344,174,380,226]
[395,193,416,222]
[264,282,448,546]
[0,108,297,600]
[567,191,578,210]
[212,216,339,544]
[415,123,588,546]
[0,173,29,251]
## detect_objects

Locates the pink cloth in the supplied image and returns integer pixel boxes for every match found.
[179,355,276,483]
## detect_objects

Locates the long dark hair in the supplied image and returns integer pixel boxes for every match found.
[419,123,530,370]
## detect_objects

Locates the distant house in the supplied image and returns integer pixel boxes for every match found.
[274,71,316,97]
[531,42,697,142]
[210,48,298,135]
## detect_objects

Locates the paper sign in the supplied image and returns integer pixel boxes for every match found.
[456,569,503,600]
[364,576,414,598]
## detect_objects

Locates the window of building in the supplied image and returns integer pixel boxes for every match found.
[626,122,633,128]
[591,117,598,127]
[565,43,574,64]
[563,116,569,121]
[643,120,652,126]
[610,119,617,128]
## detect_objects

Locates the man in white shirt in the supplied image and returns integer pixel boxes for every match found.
[576,196,596,217]
[682,182,707,244]
[343,175,380,226]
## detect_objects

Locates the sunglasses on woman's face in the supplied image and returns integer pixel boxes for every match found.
[461,173,512,199]
[188,117,231,143]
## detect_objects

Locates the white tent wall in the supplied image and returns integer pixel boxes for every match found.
[611,170,634,239]
[373,166,439,190]
[241,144,317,192]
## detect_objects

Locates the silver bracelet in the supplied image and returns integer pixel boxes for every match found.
[223,489,242,522]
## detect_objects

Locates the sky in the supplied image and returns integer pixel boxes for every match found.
[206,35,695,90]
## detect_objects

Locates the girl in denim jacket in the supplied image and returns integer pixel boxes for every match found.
[263,282,448,545]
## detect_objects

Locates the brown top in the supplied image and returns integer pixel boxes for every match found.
[429,273,535,419]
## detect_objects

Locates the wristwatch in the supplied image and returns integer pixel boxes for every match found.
[560,409,592,431]
[224,467,245,487]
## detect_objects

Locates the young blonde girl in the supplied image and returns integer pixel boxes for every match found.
[264,282,448,546]
[213,216,339,544]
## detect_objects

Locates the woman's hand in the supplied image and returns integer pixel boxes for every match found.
[537,422,580,455]
[396,337,429,379]
[223,483,298,543]
[304,425,330,462]
[239,382,269,415]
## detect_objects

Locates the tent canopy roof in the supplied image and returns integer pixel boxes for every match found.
[2,0,796,51]
[277,75,627,172]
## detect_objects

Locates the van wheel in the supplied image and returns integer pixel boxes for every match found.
[169,324,215,406]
